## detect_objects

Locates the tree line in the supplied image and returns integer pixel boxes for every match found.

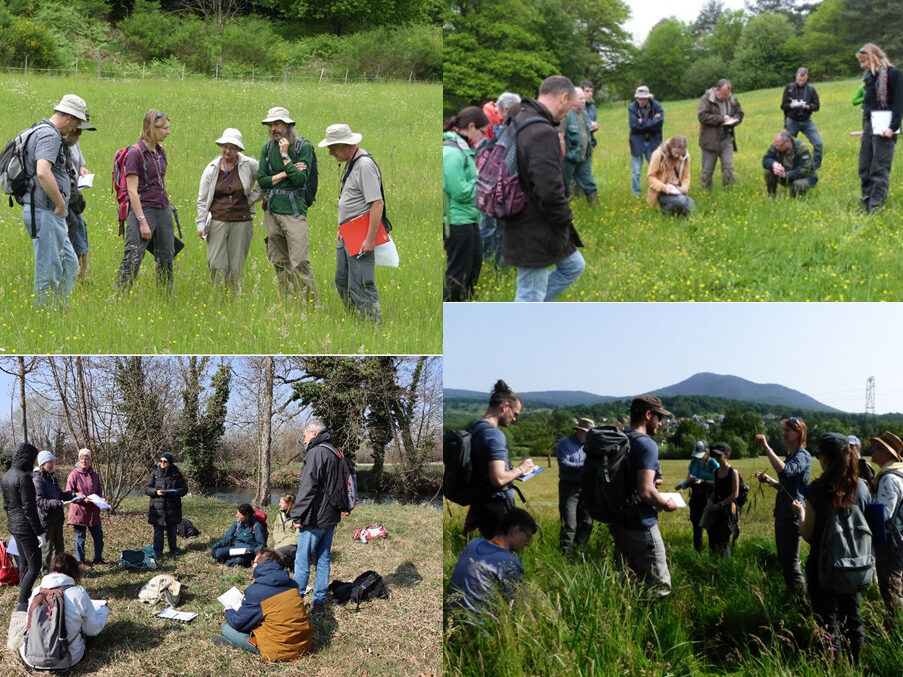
[0,356,442,511]
[443,0,903,112]
[445,393,903,462]
[0,0,442,79]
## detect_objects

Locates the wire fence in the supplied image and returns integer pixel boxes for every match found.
[0,55,440,85]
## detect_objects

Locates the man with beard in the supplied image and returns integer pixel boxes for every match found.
[257,107,318,301]
[62,113,97,282]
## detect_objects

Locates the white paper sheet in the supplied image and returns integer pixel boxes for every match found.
[77,173,95,189]
[228,547,250,556]
[157,607,197,623]
[659,492,687,508]
[87,494,111,510]
[217,586,244,609]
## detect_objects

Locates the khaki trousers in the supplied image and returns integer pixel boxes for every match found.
[206,219,252,287]
[264,210,317,300]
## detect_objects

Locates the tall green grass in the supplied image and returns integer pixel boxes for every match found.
[0,75,441,353]
[444,457,903,675]
[476,79,903,302]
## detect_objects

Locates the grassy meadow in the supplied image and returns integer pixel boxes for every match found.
[475,78,903,302]
[444,456,903,676]
[0,75,441,354]
[1,494,442,676]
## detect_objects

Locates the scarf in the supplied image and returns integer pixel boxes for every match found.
[874,65,890,109]
[875,460,903,486]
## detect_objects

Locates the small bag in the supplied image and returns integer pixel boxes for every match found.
[138,574,182,607]
[699,504,718,531]
[0,538,19,585]
[352,524,389,543]
[119,545,158,570]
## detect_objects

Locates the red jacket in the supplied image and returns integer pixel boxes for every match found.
[66,464,103,527]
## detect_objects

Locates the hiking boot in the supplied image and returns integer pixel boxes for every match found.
[170,548,186,556]
[78,560,93,569]
[210,635,233,648]
[92,558,106,565]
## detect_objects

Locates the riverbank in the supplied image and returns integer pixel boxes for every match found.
[1,495,441,675]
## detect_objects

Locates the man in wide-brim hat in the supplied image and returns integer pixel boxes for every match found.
[318,123,384,321]
[257,106,318,302]
[870,431,903,621]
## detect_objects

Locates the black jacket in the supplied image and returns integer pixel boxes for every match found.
[1,442,42,536]
[144,464,188,526]
[290,431,342,529]
[33,469,73,529]
[502,98,582,268]
[863,66,903,133]
[781,82,820,122]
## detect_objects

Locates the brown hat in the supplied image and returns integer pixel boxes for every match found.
[869,431,903,462]
[632,394,673,417]
[574,418,595,432]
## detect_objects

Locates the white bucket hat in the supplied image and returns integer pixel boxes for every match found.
[318,124,363,147]
[261,107,295,125]
[215,128,244,151]
[54,94,88,121]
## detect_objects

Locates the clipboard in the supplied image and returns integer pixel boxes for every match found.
[338,211,390,257]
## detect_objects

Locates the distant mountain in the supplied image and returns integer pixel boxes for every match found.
[443,389,616,408]
[650,372,843,413]
[445,372,844,413]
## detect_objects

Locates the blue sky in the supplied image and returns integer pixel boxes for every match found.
[444,303,903,414]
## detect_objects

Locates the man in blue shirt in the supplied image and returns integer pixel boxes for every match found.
[447,508,537,613]
[608,395,678,597]
[754,417,811,595]
[465,380,536,538]
[557,417,594,553]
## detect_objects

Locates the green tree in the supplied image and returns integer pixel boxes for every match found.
[175,358,231,488]
[707,10,746,65]
[668,418,707,457]
[259,0,434,35]
[692,0,725,37]
[840,0,903,61]
[634,18,694,100]
[730,12,803,91]
[799,0,855,77]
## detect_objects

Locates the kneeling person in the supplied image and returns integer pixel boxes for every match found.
[647,136,694,216]
[211,503,265,566]
[763,130,816,198]
[447,508,537,613]
[213,548,313,661]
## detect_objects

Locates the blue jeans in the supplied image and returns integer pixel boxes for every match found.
[631,142,655,195]
[73,524,104,563]
[23,206,78,308]
[785,117,823,170]
[212,547,252,566]
[515,250,585,302]
[294,526,335,604]
[220,623,260,654]
[71,213,89,256]
[479,213,502,267]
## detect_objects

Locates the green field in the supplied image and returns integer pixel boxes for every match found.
[444,456,903,676]
[475,79,903,302]
[1,495,441,676]
[0,76,441,354]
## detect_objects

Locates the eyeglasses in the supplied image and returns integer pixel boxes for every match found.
[858,49,868,55]
[160,459,170,464]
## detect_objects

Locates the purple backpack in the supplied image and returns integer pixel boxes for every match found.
[475,116,551,218]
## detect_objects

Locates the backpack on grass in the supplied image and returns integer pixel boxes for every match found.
[818,503,875,594]
[119,545,158,570]
[352,524,389,542]
[23,585,71,668]
[580,426,642,523]
[0,539,19,585]
[175,518,200,539]
[475,116,552,219]
[328,570,389,610]
[138,574,182,607]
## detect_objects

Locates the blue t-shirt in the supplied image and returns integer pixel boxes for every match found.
[622,430,660,530]
[447,537,524,612]
[688,457,719,482]
[775,447,811,519]
[471,420,513,502]
[556,434,585,483]
[23,119,70,210]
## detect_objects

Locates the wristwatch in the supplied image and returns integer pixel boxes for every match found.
[137,215,146,222]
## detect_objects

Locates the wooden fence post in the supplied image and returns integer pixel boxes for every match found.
[251,67,254,84]
[283,66,289,84]
[24,56,28,78]
[97,49,102,80]
[318,67,324,84]
[215,63,219,81]
[375,64,380,81]
[142,62,146,79]
[181,64,185,80]
[344,69,348,85]
[75,58,78,79]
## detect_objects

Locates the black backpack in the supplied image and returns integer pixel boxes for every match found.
[735,471,750,509]
[580,426,642,523]
[176,518,200,538]
[265,136,318,207]
[329,570,389,610]
[442,420,493,506]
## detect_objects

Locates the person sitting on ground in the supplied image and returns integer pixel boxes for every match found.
[211,547,313,661]
[270,494,299,568]
[762,129,816,198]
[646,135,694,216]
[446,508,538,613]
[210,503,266,566]
[19,552,110,670]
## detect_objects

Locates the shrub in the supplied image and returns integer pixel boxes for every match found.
[1,15,65,68]
[331,24,441,80]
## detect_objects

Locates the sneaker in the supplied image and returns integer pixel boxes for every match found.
[170,548,186,556]
[210,635,232,648]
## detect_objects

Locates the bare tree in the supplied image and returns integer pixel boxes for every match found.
[0,357,38,444]
[255,356,274,506]
[178,0,245,34]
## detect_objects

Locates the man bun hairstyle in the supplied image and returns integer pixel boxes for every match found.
[488,379,520,409]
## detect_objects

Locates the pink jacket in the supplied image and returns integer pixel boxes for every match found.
[66,464,103,527]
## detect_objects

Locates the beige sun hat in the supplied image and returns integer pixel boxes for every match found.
[215,128,244,151]
[54,94,88,121]
[261,107,294,125]
[318,124,363,147]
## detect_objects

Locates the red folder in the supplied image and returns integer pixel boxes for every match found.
[338,211,390,256]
